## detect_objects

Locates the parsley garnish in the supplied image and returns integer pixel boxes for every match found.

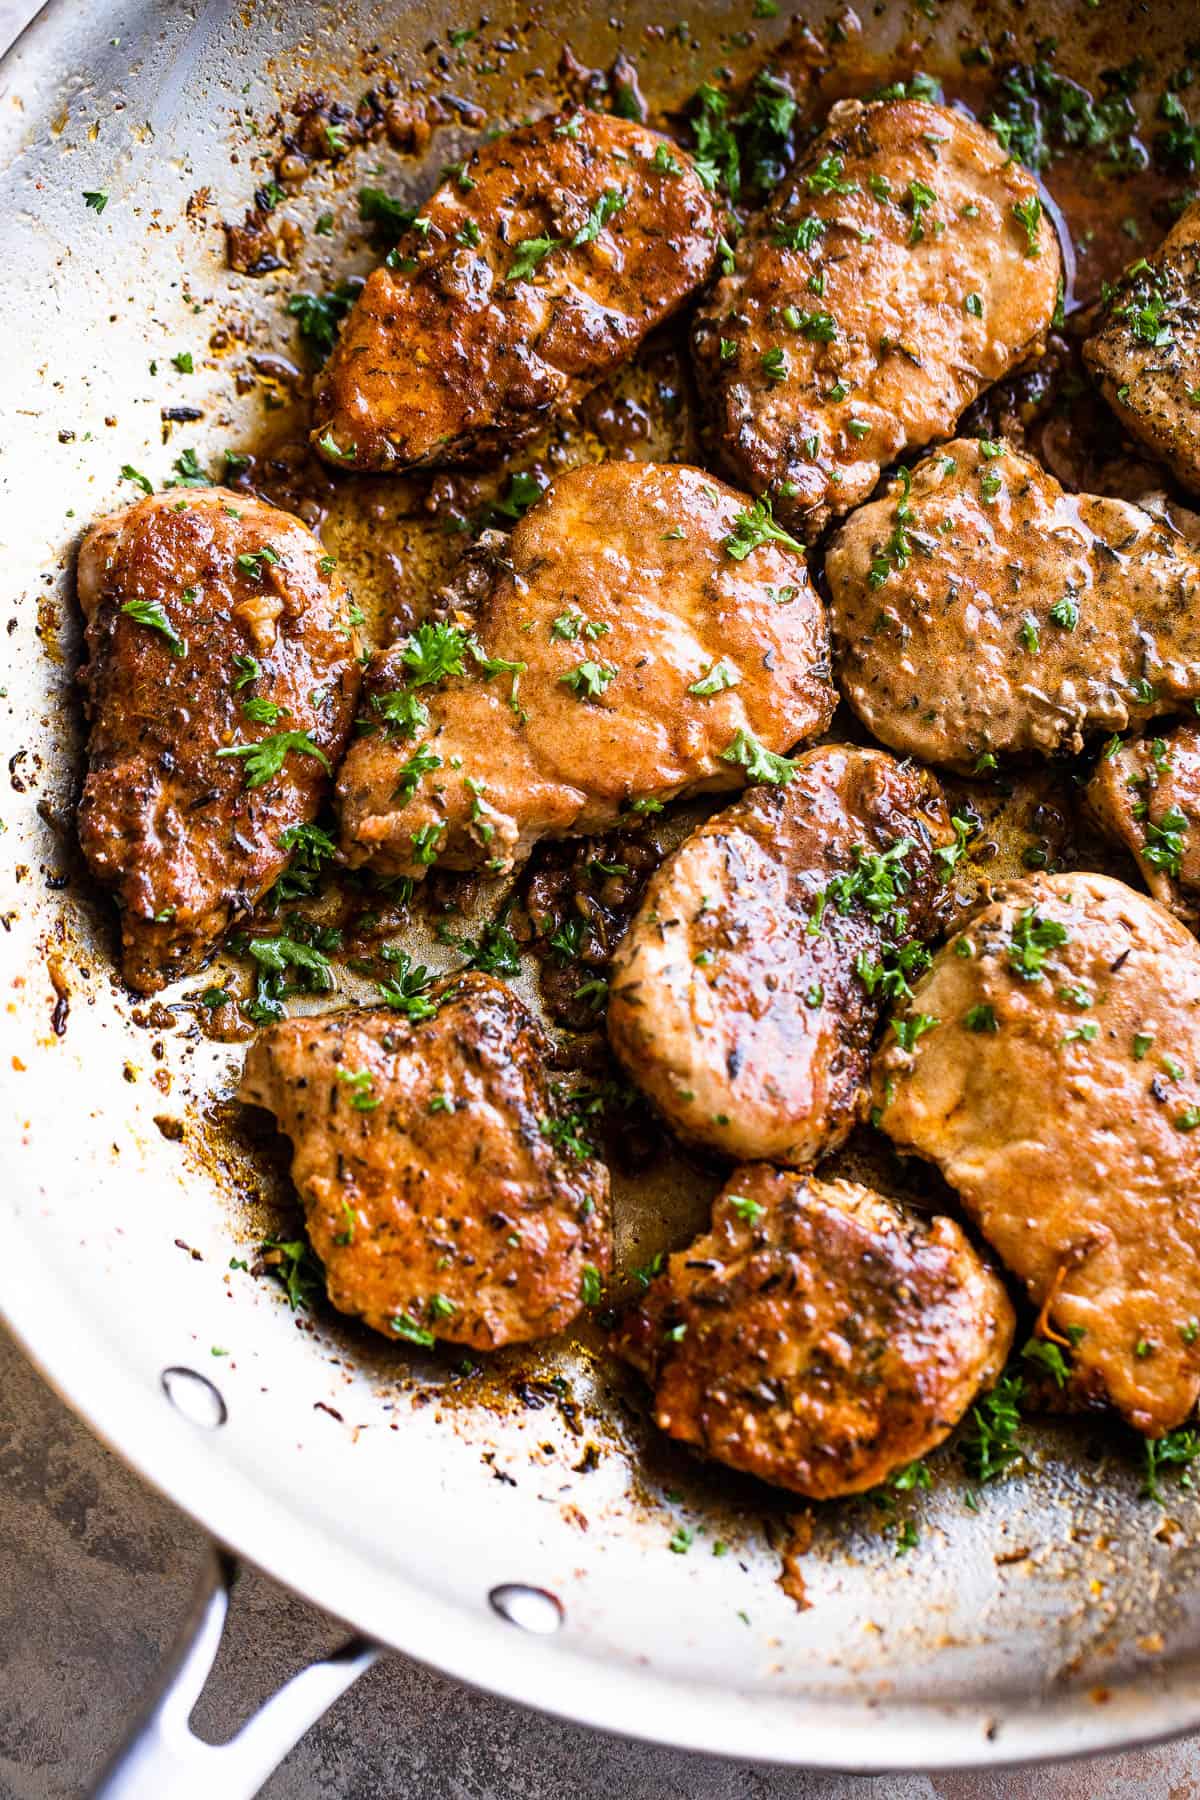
[1008,907,1068,981]
[688,660,740,697]
[572,188,626,245]
[961,1370,1025,1482]
[1021,1337,1071,1388]
[805,151,858,196]
[892,1012,938,1052]
[338,1068,380,1111]
[216,730,331,789]
[507,235,560,281]
[560,661,616,700]
[1143,805,1188,878]
[83,189,110,214]
[262,1235,322,1310]
[1143,1427,1200,1503]
[393,743,442,800]
[287,281,363,360]
[399,621,472,686]
[718,729,793,785]
[773,214,826,252]
[120,598,186,658]
[723,497,805,560]
[371,688,430,740]
[1011,195,1043,256]
[728,1194,766,1224]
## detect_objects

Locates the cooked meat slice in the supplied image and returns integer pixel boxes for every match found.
[826,438,1200,773]
[1086,724,1200,921]
[311,110,718,473]
[238,974,611,1350]
[608,746,954,1165]
[692,97,1060,540]
[873,871,1200,1437]
[613,1166,1013,1498]
[337,461,834,879]
[1084,199,1200,497]
[76,488,360,994]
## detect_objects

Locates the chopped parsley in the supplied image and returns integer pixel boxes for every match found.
[719,729,793,785]
[580,1263,603,1305]
[242,932,336,1023]
[1143,1427,1200,1503]
[964,1003,997,1032]
[216,730,331,789]
[1011,195,1043,256]
[1143,805,1188,878]
[337,1068,381,1111]
[891,1012,938,1052]
[723,497,804,560]
[1049,595,1079,630]
[572,188,626,245]
[728,1194,767,1225]
[399,621,472,686]
[507,234,560,281]
[286,280,363,360]
[1008,907,1068,982]
[120,598,187,659]
[376,950,438,1020]
[560,660,617,701]
[773,214,826,253]
[688,659,740,697]
[83,189,110,213]
[805,151,858,196]
[262,1235,322,1310]
[1021,1337,1071,1388]
[961,1370,1025,1483]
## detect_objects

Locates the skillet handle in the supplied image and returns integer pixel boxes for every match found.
[88,1545,380,1800]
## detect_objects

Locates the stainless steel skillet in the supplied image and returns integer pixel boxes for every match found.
[5,0,1200,1792]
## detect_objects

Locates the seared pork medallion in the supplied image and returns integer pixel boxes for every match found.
[76,488,360,993]
[238,974,611,1350]
[614,1166,1014,1499]
[1085,199,1200,498]
[874,872,1200,1437]
[337,461,834,879]
[826,439,1200,773]
[1086,723,1200,921]
[608,746,955,1165]
[692,97,1060,539]
[312,110,718,472]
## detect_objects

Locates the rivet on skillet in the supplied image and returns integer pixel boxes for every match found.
[488,1584,564,1633]
[160,1366,228,1428]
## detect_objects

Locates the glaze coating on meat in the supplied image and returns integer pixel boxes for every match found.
[608,746,954,1165]
[826,439,1200,772]
[238,974,611,1350]
[76,488,360,993]
[874,872,1200,1436]
[1085,199,1200,498]
[613,1166,1014,1498]
[1086,723,1200,921]
[692,98,1060,539]
[312,110,718,472]
[337,461,835,878]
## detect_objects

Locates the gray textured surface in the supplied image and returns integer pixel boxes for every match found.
[1,1324,1199,1800]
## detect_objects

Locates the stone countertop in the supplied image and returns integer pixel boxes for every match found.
[2,1325,1198,1799]
[1,2,1198,1794]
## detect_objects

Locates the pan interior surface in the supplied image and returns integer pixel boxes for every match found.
[5,0,1200,1770]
